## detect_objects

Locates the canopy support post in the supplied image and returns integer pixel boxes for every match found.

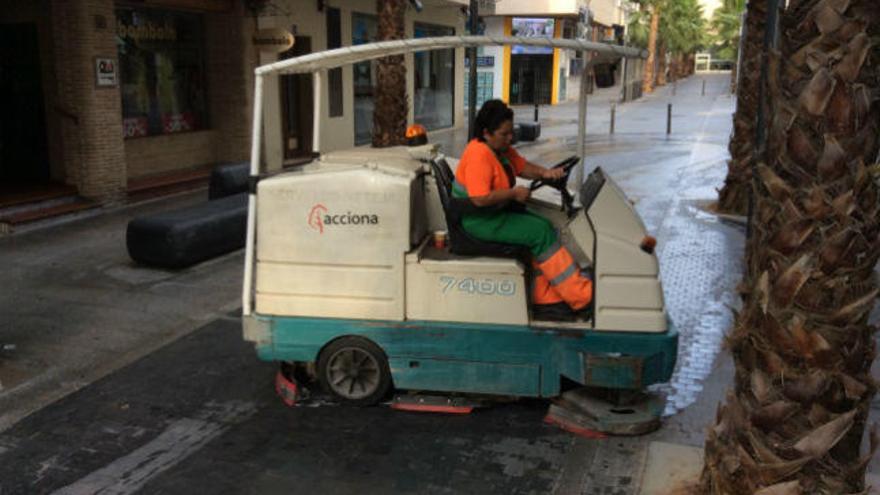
[313,70,323,154]
[574,54,590,194]
[243,73,265,316]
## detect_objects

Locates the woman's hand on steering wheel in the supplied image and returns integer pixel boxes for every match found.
[540,167,566,181]
[528,155,580,215]
[530,155,579,192]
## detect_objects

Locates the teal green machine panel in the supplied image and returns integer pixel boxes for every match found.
[252,315,678,398]
[389,358,540,396]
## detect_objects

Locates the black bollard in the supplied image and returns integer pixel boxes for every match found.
[667,103,672,135]
[534,103,539,122]
[610,103,616,135]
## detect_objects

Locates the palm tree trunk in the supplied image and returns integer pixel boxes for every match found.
[716,0,766,214]
[372,0,408,147]
[642,4,661,94]
[701,1,880,493]
[656,43,668,87]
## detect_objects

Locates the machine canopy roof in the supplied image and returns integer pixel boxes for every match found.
[256,35,646,76]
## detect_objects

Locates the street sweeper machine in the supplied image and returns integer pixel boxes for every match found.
[240,35,678,432]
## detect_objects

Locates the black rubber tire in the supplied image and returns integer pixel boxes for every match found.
[317,337,391,406]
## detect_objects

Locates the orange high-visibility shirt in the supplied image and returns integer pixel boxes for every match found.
[455,139,527,197]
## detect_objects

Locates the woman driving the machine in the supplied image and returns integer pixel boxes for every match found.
[453,99,593,320]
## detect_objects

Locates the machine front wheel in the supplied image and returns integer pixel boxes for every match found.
[317,337,391,405]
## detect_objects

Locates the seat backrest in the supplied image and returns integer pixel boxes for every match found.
[429,157,527,258]
[434,157,455,188]
[429,157,462,226]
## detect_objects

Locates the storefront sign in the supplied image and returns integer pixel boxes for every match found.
[117,19,178,42]
[95,57,118,87]
[465,56,495,68]
[511,18,555,55]
[253,28,295,53]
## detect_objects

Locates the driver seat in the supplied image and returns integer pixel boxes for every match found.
[430,157,529,258]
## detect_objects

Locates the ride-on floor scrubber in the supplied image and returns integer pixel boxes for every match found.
[241,36,677,435]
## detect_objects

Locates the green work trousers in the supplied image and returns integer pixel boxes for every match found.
[461,209,557,258]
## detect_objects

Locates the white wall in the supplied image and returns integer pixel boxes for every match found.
[483,17,506,101]
[698,0,722,20]
[493,0,579,16]
[258,0,465,170]
[589,0,622,27]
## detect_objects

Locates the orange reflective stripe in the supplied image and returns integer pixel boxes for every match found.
[538,247,574,281]
[536,239,562,263]
[554,275,592,310]
[531,268,564,305]
[536,246,593,310]
[549,262,579,287]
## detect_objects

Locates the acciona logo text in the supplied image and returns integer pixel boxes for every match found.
[308,204,379,234]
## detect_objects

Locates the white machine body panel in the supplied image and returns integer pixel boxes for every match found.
[405,243,528,325]
[252,144,666,333]
[586,174,666,332]
[255,151,425,321]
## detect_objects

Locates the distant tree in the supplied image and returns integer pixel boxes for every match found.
[627,5,650,48]
[709,0,747,62]
[628,0,661,93]
[660,0,706,84]
[629,0,705,90]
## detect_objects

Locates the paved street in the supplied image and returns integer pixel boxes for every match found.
[0,194,244,432]
[0,73,838,494]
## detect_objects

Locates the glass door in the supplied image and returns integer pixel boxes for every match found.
[0,23,49,183]
[414,23,455,130]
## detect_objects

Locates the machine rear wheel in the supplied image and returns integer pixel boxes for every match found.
[317,337,391,405]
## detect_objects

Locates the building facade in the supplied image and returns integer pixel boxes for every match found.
[467,0,632,109]
[255,0,466,172]
[1,0,465,206]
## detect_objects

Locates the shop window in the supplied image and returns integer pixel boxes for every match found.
[326,7,343,118]
[463,72,493,110]
[562,19,576,39]
[414,23,455,131]
[116,8,207,139]
[352,13,377,145]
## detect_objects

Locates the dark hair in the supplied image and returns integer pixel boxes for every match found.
[472,99,514,141]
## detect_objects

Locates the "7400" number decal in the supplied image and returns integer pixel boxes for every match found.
[440,277,516,296]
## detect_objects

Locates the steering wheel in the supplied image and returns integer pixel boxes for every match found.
[529,155,580,215]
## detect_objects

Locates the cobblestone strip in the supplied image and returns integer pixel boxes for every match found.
[650,98,745,416]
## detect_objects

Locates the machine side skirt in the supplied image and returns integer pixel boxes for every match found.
[251,315,678,398]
